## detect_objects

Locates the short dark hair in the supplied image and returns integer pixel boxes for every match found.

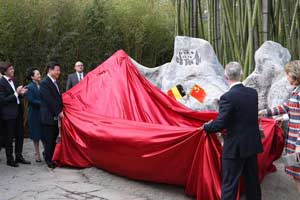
[25,67,39,81]
[47,61,60,72]
[0,61,12,75]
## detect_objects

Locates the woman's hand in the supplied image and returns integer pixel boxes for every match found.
[258,109,267,118]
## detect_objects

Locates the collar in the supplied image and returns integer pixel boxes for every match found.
[47,74,56,83]
[3,75,13,82]
[229,82,242,89]
[76,72,83,75]
[292,86,300,94]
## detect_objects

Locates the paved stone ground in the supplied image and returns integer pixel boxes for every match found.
[0,139,300,200]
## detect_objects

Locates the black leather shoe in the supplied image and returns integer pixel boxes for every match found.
[15,157,31,164]
[7,161,19,167]
[47,162,56,169]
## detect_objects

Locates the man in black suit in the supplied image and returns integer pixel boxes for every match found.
[40,62,63,169]
[204,62,263,200]
[65,61,85,90]
[0,62,31,167]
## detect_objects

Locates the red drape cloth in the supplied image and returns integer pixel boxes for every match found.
[53,50,284,200]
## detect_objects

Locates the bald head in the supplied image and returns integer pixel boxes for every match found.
[74,61,84,73]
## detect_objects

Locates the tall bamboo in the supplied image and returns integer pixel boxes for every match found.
[175,0,300,77]
[262,0,268,41]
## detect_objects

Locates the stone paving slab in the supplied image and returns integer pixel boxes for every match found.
[1,139,300,200]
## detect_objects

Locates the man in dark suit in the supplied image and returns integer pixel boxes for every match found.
[0,62,31,167]
[204,62,263,200]
[66,61,85,90]
[40,62,63,169]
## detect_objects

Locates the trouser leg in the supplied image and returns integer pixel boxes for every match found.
[221,157,245,200]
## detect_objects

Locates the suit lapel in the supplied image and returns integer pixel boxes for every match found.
[46,77,61,98]
[2,77,15,94]
[73,73,79,84]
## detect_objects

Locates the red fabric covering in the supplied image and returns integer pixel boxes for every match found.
[53,50,284,200]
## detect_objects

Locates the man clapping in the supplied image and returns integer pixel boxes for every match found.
[0,62,30,167]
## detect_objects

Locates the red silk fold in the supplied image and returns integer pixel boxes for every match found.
[53,50,284,200]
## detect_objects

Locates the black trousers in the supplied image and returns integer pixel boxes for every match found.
[221,155,261,200]
[2,114,24,162]
[0,119,3,150]
[42,124,59,164]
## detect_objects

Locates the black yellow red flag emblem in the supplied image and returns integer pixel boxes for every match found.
[167,84,186,100]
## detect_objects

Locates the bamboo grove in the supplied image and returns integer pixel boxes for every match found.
[0,0,299,81]
[175,0,300,77]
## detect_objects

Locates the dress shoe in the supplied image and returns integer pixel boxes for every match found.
[47,162,56,169]
[15,156,31,164]
[7,161,19,167]
[35,153,42,163]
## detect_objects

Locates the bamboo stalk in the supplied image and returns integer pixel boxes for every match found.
[289,0,299,39]
[262,0,268,41]
[221,0,240,61]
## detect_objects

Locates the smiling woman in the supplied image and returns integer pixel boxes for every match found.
[259,60,300,195]
[25,67,43,162]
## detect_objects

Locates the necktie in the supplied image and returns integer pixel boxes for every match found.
[54,81,60,94]
[79,73,83,81]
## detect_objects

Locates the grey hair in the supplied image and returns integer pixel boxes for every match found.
[75,61,83,66]
[224,62,243,81]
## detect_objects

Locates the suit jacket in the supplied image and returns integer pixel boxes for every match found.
[204,84,263,158]
[0,77,23,120]
[66,72,85,90]
[40,76,63,126]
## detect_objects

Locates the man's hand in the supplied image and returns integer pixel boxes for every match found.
[196,125,204,130]
[20,87,28,95]
[16,85,28,95]
[16,86,23,94]
[58,111,64,118]
[197,120,213,130]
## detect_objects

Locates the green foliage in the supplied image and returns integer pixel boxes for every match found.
[0,0,175,87]
[175,0,300,78]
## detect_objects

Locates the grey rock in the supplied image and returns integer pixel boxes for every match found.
[135,39,293,111]
[244,41,292,110]
[133,36,229,111]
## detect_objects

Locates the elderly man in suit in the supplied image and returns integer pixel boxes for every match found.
[66,61,85,90]
[203,62,263,200]
[40,62,63,169]
[0,62,31,167]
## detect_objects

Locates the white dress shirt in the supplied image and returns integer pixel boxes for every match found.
[76,72,83,82]
[229,81,243,89]
[47,74,60,94]
[3,75,20,104]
